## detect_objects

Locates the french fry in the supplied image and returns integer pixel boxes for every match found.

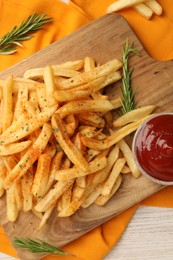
[72,182,85,200]
[35,179,74,212]
[51,114,88,171]
[3,123,52,189]
[55,155,107,181]
[43,66,58,107]
[81,182,103,208]
[111,98,122,109]
[121,165,131,174]
[46,151,64,193]
[14,180,23,211]
[144,0,163,15]
[85,149,101,162]
[32,153,52,198]
[64,114,78,136]
[24,60,84,79]
[2,76,13,132]
[21,167,33,212]
[38,203,55,230]
[117,139,141,178]
[95,175,122,206]
[77,112,105,129]
[113,105,156,128]
[81,116,150,150]
[104,112,113,128]
[24,101,40,117]
[0,159,7,197]
[0,105,57,145]
[36,86,48,111]
[134,3,153,20]
[61,186,73,210]
[59,59,122,89]
[29,90,38,102]
[57,100,114,119]
[13,85,28,121]
[84,56,95,72]
[54,89,91,102]
[6,184,19,222]
[0,141,31,156]
[101,158,126,196]
[91,145,119,185]
[107,0,145,13]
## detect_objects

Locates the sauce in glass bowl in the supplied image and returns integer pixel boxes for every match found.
[133,113,173,185]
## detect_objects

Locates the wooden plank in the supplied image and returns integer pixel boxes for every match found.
[0,14,172,260]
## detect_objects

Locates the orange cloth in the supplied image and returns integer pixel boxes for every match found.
[0,0,173,259]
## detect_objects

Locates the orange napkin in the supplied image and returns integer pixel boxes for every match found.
[0,0,173,259]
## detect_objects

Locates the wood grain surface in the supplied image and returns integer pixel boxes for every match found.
[0,14,172,260]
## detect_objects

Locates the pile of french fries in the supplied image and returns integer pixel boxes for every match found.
[0,56,156,229]
[107,0,163,20]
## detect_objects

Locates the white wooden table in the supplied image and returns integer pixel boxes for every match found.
[1,206,173,259]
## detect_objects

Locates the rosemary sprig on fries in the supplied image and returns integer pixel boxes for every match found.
[0,13,52,55]
[121,38,140,114]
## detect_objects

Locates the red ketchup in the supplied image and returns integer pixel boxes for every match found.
[133,113,173,183]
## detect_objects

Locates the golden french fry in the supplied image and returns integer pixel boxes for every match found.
[144,0,163,15]
[81,116,151,150]
[46,151,64,193]
[76,176,87,188]
[118,139,141,178]
[107,0,145,13]
[0,159,7,197]
[95,175,122,206]
[58,179,97,217]
[14,180,23,211]
[82,182,103,208]
[43,65,57,107]
[13,85,28,121]
[38,203,55,230]
[0,105,57,145]
[32,153,52,198]
[111,98,122,110]
[101,158,126,196]
[77,112,105,129]
[91,92,108,100]
[3,123,52,190]
[113,105,156,128]
[92,145,119,185]
[134,3,153,20]
[6,184,19,222]
[24,60,84,79]
[54,89,92,102]
[72,182,85,200]
[35,179,74,212]
[84,56,95,72]
[0,141,31,156]
[121,165,131,174]
[2,76,13,132]
[21,168,33,212]
[61,186,73,210]
[55,155,107,181]
[51,114,88,171]
[29,90,38,102]
[24,101,40,117]
[57,100,114,119]
[59,59,122,89]
[36,86,48,111]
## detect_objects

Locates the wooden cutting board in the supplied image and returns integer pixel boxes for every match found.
[0,14,172,260]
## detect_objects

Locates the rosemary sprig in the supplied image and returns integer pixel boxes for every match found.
[13,238,74,256]
[0,13,52,55]
[121,38,140,114]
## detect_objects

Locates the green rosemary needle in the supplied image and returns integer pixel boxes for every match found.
[0,13,52,55]
[13,238,74,256]
[121,38,140,114]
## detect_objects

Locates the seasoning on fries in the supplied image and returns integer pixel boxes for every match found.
[0,56,156,227]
